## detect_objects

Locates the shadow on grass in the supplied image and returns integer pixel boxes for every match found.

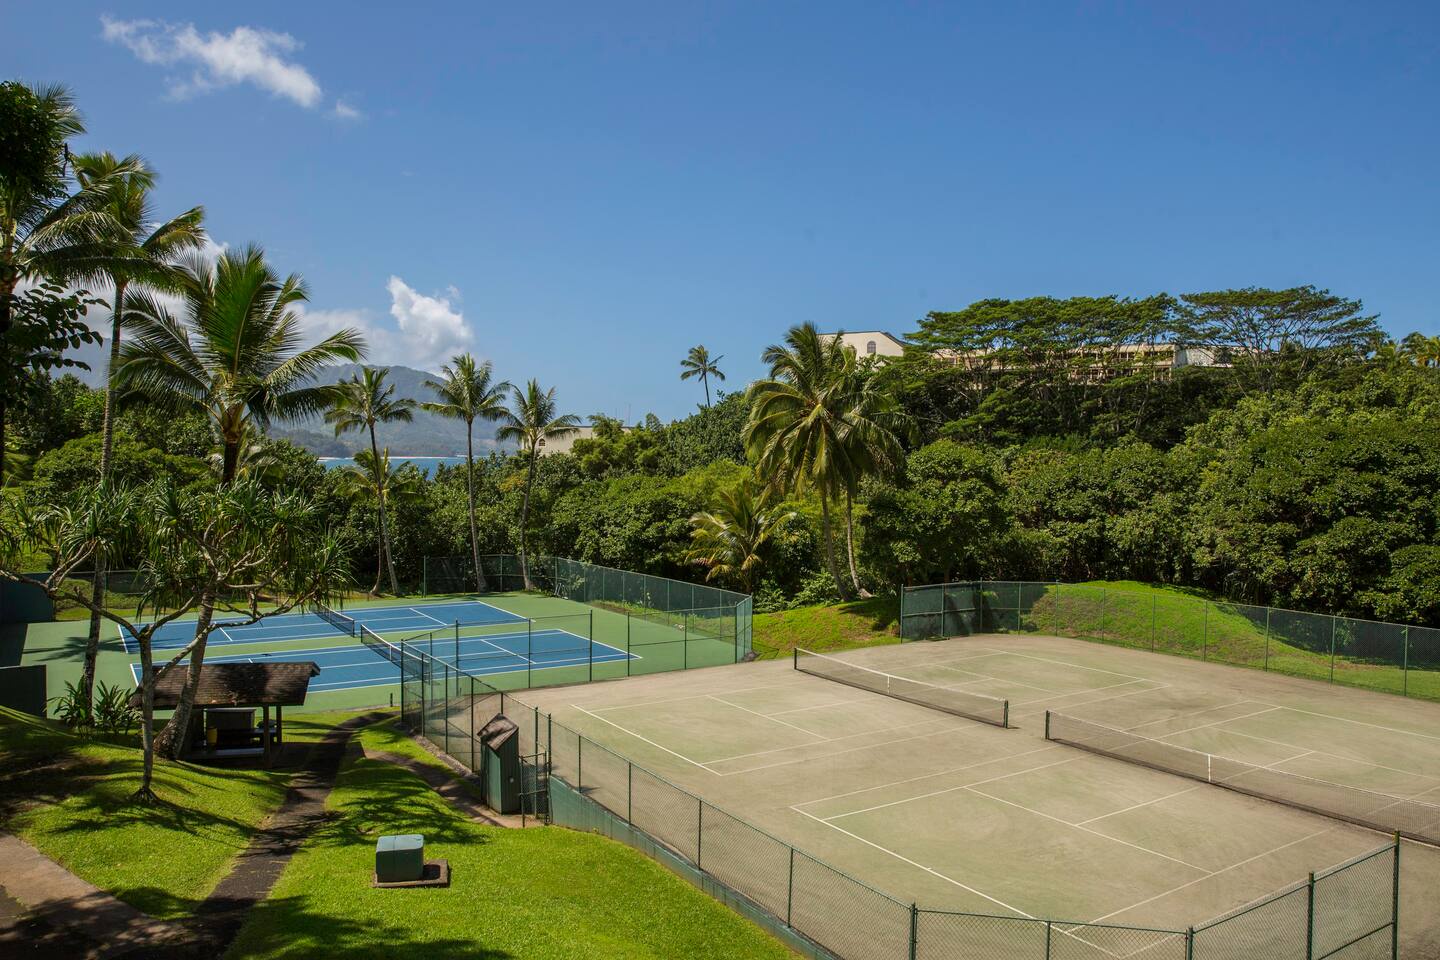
[304,755,491,851]
[226,893,515,960]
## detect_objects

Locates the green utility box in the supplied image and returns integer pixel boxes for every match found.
[375,834,425,883]
[479,717,521,814]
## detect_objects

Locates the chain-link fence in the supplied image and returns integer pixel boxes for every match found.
[386,626,1403,960]
[542,556,753,660]
[901,581,1440,704]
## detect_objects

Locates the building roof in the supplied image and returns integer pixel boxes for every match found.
[132,661,321,709]
[822,330,909,347]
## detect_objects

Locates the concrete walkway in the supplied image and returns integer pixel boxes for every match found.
[0,833,191,959]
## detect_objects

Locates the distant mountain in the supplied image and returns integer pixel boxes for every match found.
[268,364,511,458]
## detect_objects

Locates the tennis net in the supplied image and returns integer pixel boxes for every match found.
[1045,711,1440,845]
[360,624,402,665]
[312,601,357,637]
[794,648,1010,728]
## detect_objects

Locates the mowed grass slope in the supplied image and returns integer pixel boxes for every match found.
[0,706,310,918]
[752,596,900,659]
[226,720,797,960]
[1011,580,1437,700]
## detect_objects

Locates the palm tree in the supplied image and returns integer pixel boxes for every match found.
[422,355,512,593]
[680,345,725,408]
[745,323,911,600]
[70,151,205,705]
[332,448,427,592]
[495,380,580,589]
[326,367,417,595]
[115,244,364,757]
[0,82,139,483]
[687,474,796,593]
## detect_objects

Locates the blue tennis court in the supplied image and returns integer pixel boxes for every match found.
[119,599,526,654]
[128,627,638,693]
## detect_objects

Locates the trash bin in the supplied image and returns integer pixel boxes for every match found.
[478,716,521,814]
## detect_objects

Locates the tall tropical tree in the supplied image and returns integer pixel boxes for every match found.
[71,151,205,705]
[115,244,364,757]
[495,380,580,589]
[422,354,512,592]
[332,447,427,593]
[745,323,911,599]
[326,367,417,595]
[0,81,134,483]
[680,345,725,408]
[687,474,796,593]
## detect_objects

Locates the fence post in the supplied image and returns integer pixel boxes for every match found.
[422,556,427,597]
[588,610,594,683]
[1264,608,1272,671]
[1099,588,1105,639]
[443,664,451,759]
[1151,593,1157,651]
[683,616,689,670]
[786,847,795,926]
[1305,871,1315,960]
[908,904,918,960]
[1202,603,1209,661]
[626,761,633,823]
[1045,921,1052,959]
[626,614,632,676]
[454,620,460,668]
[1392,832,1401,960]
[527,618,533,689]
[577,734,583,790]
[1402,627,1410,697]
[1054,581,1061,635]
[696,801,703,868]
[1329,618,1337,684]
[1186,927,1194,960]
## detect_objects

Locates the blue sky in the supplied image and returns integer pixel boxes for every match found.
[7,2,1438,421]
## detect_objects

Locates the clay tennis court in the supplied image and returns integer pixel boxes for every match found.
[517,633,1440,957]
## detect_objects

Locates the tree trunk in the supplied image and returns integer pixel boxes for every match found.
[466,421,485,593]
[153,592,213,760]
[154,437,238,758]
[843,488,871,599]
[83,278,127,703]
[135,629,157,801]
[518,449,536,589]
[819,496,850,601]
[0,271,11,486]
[370,424,400,595]
[703,373,711,408]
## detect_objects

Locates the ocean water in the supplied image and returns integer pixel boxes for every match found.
[319,456,468,477]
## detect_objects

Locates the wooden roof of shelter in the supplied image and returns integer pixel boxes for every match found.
[131,662,321,710]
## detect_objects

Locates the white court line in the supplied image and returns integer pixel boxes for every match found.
[1270,705,1440,745]
[588,681,799,712]
[961,785,1211,872]
[930,663,1059,694]
[768,696,872,716]
[825,754,1083,820]
[708,695,828,740]
[1008,678,1149,707]
[1195,726,1440,787]
[408,607,450,627]
[1075,786,1203,826]
[790,806,1035,918]
[706,717,959,770]
[794,743,1066,809]
[1085,824,1340,925]
[922,647,1154,683]
[571,705,718,774]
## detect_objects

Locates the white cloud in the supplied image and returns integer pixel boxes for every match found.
[100,16,352,115]
[296,277,476,373]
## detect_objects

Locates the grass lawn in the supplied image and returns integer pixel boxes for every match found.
[752,596,900,660]
[1000,580,1440,701]
[225,720,797,960]
[0,705,314,918]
